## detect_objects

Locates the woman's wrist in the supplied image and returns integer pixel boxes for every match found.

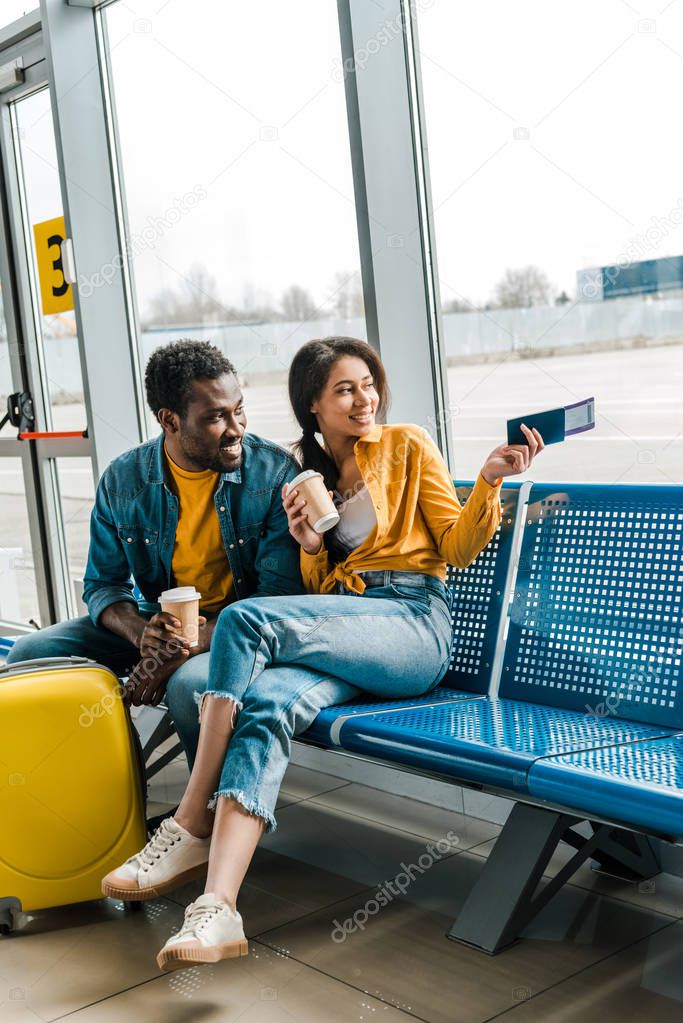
[302,538,323,556]
[480,465,502,487]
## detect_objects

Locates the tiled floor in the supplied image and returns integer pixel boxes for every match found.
[2,753,682,1023]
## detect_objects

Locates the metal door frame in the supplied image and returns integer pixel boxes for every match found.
[0,4,145,630]
[0,11,69,629]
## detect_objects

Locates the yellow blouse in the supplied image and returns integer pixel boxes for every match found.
[300,423,502,595]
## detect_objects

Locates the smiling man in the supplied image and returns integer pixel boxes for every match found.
[7,340,303,718]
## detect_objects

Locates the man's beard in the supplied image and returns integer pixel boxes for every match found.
[179,435,242,473]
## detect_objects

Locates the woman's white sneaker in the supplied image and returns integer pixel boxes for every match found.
[157,893,248,972]
[101,818,210,900]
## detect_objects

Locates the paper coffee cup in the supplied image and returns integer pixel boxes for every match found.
[288,470,340,534]
[158,586,201,647]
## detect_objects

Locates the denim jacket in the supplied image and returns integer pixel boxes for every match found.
[83,432,304,625]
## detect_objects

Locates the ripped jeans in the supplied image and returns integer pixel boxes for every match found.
[167,571,453,833]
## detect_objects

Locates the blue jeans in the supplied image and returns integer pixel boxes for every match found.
[200,571,453,832]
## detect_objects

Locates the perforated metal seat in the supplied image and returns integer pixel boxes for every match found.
[499,483,683,731]
[304,483,683,830]
[436,482,521,692]
[307,483,683,803]
[528,735,683,837]
[303,688,485,746]
[301,481,521,747]
[335,696,675,790]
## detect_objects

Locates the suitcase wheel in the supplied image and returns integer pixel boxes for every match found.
[0,897,21,935]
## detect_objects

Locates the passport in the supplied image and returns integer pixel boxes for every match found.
[507,397,595,446]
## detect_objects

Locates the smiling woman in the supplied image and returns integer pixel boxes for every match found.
[288,337,389,497]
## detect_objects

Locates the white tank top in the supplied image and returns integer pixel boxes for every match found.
[334,484,377,554]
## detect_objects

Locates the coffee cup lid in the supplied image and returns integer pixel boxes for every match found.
[158,586,202,603]
[288,469,323,491]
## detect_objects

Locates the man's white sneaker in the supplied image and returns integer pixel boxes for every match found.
[157,893,248,972]
[101,818,210,900]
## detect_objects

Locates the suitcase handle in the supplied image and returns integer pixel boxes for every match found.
[0,656,96,675]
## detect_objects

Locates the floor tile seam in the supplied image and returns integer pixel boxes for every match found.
[464,840,683,919]
[250,935,433,1023]
[299,795,476,849]
[465,835,502,857]
[304,797,465,844]
[148,782,353,815]
[478,916,681,1023]
[248,885,379,941]
[277,780,353,806]
[44,965,180,1022]
[152,775,352,801]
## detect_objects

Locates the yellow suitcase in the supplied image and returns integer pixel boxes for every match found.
[0,657,147,932]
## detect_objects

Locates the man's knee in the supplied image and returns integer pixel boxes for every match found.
[166,654,209,715]
[6,628,68,664]
[4,616,134,676]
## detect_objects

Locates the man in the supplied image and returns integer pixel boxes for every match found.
[8,339,303,736]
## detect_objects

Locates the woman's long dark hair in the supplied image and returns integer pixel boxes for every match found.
[289,337,390,492]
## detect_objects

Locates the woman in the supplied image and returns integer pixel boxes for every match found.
[102,337,544,971]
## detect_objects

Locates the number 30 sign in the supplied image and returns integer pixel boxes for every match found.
[33,216,74,315]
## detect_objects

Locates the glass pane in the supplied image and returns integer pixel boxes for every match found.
[0,458,40,627]
[105,0,364,447]
[54,458,95,617]
[0,181,41,630]
[0,4,37,30]
[417,1,683,484]
[13,89,86,434]
[0,283,39,629]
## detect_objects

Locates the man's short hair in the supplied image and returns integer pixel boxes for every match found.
[145,339,237,420]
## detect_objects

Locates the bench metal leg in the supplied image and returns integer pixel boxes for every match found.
[132,705,184,779]
[144,740,184,780]
[589,824,661,882]
[133,705,176,760]
[448,801,661,955]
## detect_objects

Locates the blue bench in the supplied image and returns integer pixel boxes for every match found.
[0,637,16,657]
[306,481,521,745]
[299,480,683,953]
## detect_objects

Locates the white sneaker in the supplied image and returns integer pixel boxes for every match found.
[101,818,210,901]
[157,893,248,972]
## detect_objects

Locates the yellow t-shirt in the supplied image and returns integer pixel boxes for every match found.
[165,447,234,613]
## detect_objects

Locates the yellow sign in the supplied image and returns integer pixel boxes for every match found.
[33,216,74,315]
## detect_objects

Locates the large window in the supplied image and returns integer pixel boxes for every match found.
[417,1,683,483]
[104,0,365,446]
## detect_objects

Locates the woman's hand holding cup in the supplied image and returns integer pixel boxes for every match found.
[282,482,331,555]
